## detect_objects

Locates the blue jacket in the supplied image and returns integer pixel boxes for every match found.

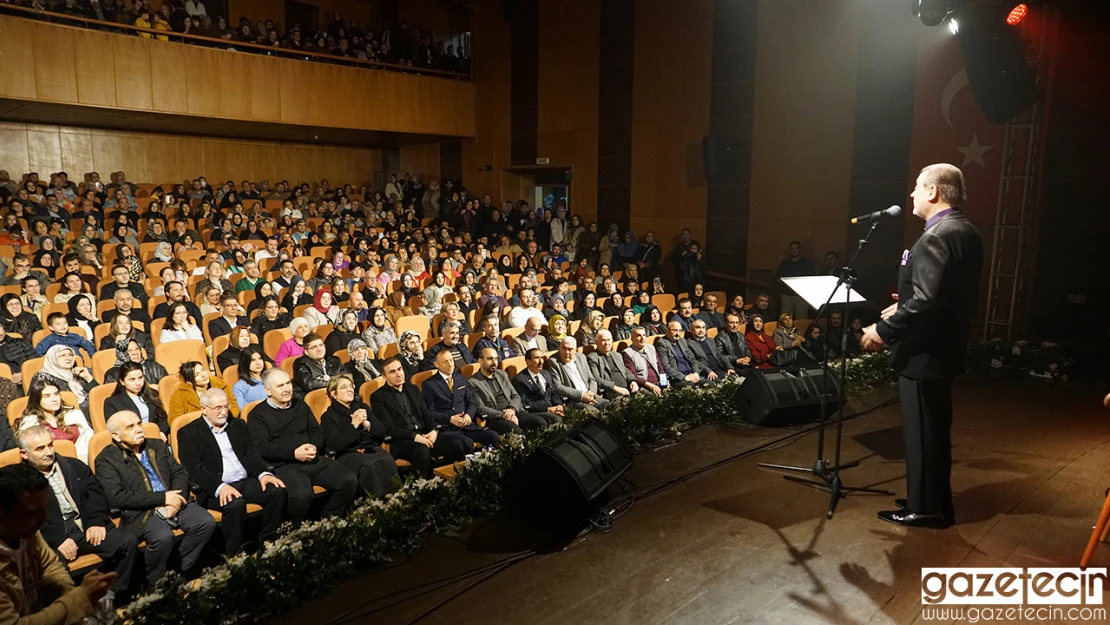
[35,332,96,360]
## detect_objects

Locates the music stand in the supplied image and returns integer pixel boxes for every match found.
[757,234,894,519]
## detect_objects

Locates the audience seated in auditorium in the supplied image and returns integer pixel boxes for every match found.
[320,374,398,497]
[18,377,94,463]
[716,312,753,371]
[275,318,310,368]
[473,315,514,364]
[669,298,697,333]
[545,337,610,413]
[697,294,725,330]
[361,307,397,356]
[422,321,476,371]
[248,369,358,523]
[470,347,553,434]
[292,333,342,401]
[688,319,735,379]
[372,358,470,479]
[621,327,665,396]
[34,345,98,416]
[176,388,288,555]
[586,330,640,401]
[97,411,217,587]
[208,294,249,339]
[0,463,114,622]
[658,320,714,388]
[511,348,567,419]
[422,349,500,449]
[169,361,240,424]
[744,314,776,369]
[751,293,777,324]
[104,362,170,435]
[35,312,96,360]
[18,427,138,607]
[1,293,42,336]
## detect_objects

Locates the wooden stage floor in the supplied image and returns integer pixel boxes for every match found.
[272,379,1110,625]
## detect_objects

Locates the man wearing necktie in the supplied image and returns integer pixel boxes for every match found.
[421,349,501,449]
[511,348,566,419]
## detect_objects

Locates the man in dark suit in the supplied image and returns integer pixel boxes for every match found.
[716,312,753,370]
[177,388,288,555]
[657,320,714,388]
[469,347,554,433]
[152,281,203,325]
[421,348,500,449]
[545,337,610,413]
[861,163,983,529]
[96,411,216,586]
[206,293,249,340]
[373,357,471,479]
[512,348,566,418]
[585,330,639,400]
[19,427,138,604]
[688,319,735,378]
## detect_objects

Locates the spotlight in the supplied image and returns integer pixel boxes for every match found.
[918,0,951,27]
[1006,4,1029,26]
[949,18,960,34]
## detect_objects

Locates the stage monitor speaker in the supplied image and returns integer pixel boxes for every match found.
[735,367,844,427]
[957,9,1038,123]
[506,420,633,531]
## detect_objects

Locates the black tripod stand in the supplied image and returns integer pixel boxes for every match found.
[757,221,894,519]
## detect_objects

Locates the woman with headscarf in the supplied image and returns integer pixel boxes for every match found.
[576,309,605,348]
[571,291,597,322]
[145,220,170,245]
[33,238,61,270]
[104,337,169,390]
[546,314,569,344]
[745,314,777,369]
[615,231,639,269]
[325,309,362,356]
[0,294,42,337]
[342,338,383,387]
[246,281,275,318]
[632,290,653,315]
[275,318,311,368]
[641,304,666,336]
[34,344,98,416]
[303,289,341,328]
[603,293,627,318]
[609,308,636,341]
[396,330,424,381]
[543,293,569,321]
[116,244,145,282]
[421,272,452,318]
[64,293,100,340]
[281,276,311,311]
[361,307,397,356]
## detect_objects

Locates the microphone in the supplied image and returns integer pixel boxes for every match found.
[850,205,901,225]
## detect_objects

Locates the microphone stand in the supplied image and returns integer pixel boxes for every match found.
[757,220,893,519]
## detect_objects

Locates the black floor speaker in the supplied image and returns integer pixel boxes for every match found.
[506,420,633,531]
[735,367,844,427]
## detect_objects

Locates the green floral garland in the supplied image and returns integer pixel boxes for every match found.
[108,339,1064,624]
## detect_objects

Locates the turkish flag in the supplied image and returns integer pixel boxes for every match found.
[905,26,1005,246]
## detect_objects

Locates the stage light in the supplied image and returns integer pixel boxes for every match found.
[918,0,950,26]
[1006,4,1029,26]
[949,18,960,35]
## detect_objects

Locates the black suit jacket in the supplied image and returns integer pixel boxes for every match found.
[657,337,710,379]
[94,439,191,532]
[421,372,479,426]
[152,301,203,325]
[876,211,983,379]
[39,457,114,549]
[511,369,563,413]
[208,315,249,339]
[104,392,169,434]
[372,383,437,441]
[101,307,152,328]
[696,310,725,330]
[690,337,731,373]
[177,416,272,501]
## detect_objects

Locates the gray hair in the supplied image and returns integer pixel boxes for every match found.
[16,426,52,452]
[691,319,707,330]
[288,317,309,333]
[106,410,140,434]
[443,320,460,332]
[561,336,577,349]
[198,387,229,408]
[595,329,612,342]
[261,366,289,389]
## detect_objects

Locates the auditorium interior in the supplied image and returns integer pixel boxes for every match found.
[0,0,1108,623]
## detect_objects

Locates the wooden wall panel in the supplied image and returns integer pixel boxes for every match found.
[149,42,188,114]
[112,36,154,111]
[74,30,118,107]
[145,136,181,185]
[537,0,599,136]
[26,129,63,175]
[59,130,95,178]
[0,16,474,138]
[32,24,78,103]
[248,55,282,122]
[216,52,253,121]
[747,0,861,273]
[0,127,32,176]
[175,138,206,182]
[400,143,441,180]
[0,19,36,100]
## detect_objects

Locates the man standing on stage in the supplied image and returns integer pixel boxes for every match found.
[860,163,983,529]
